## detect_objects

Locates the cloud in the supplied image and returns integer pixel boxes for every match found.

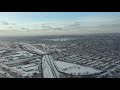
[21,14,120,35]
[1,14,120,36]
[63,22,81,30]
[0,30,17,33]
[53,27,63,30]
[21,27,27,30]
[8,26,13,28]
[11,23,16,25]
[1,21,9,25]
[21,27,31,32]
[41,25,53,29]
[0,21,16,25]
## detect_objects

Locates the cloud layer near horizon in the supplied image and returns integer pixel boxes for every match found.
[0,14,120,36]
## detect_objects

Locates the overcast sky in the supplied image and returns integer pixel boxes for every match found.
[0,12,120,36]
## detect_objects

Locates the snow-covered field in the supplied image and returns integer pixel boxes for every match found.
[23,43,47,54]
[0,50,6,53]
[55,61,101,75]
[0,63,29,77]
[15,63,39,75]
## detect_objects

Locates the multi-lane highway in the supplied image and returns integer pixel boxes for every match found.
[21,43,60,78]
[21,43,80,78]
[42,55,60,78]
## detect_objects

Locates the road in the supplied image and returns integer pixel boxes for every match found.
[42,55,60,78]
[21,43,60,78]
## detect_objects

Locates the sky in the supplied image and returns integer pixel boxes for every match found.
[0,12,120,36]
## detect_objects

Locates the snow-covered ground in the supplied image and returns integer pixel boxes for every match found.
[0,63,29,77]
[0,47,7,50]
[55,61,101,75]
[0,59,9,63]
[16,63,37,68]
[7,51,33,57]
[22,66,38,72]
[23,43,47,54]
[42,55,60,78]
[14,63,40,76]
[0,50,6,53]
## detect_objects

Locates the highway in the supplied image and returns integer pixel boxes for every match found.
[21,43,78,78]
[19,43,95,78]
[21,43,60,78]
[42,55,60,78]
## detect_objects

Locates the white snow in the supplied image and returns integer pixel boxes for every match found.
[22,66,38,71]
[0,70,5,75]
[0,59,9,62]
[6,51,32,57]
[0,63,29,77]
[42,55,60,78]
[16,63,37,68]
[23,43,47,54]
[43,58,55,78]
[0,50,6,53]
[55,61,101,75]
